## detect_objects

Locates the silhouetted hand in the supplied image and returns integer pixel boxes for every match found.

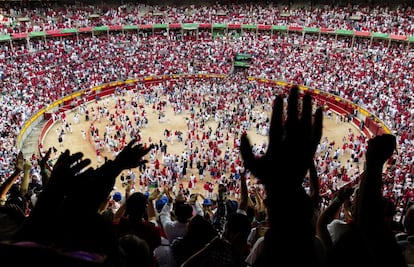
[45,150,92,197]
[335,184,355,202]
[25,140,150,216]
[239,86,323,267]
[240,86,323,196]
[60,139,152,213]
[355,133,397,228]
[38,148,52,171]
[37,148,53,185]
[327,134,404,267]
[365,134,396,168]
[16,138,153,258]
[114,139,152,169]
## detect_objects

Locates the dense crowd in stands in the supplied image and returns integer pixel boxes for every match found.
[0,2,414,35]
[0,2,413,266]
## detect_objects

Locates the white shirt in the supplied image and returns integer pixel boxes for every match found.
[159,203,188,243]
[154,236,176,267]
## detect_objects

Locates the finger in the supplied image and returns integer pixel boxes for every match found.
[68,152,85,165]
[39,148,52,165]
[134,144,152,158]
[267,94,283,157]
[72,158,92,174]
[240,134,255,170]
[53,149,70,167]
[285,86,299,139]
[300,93,312,139]
[309,159,317,179]
[55,152,86,176]
[126,138,137,149]
[144,147,152,155]
[137,160,148,166]
[311,107,323,154]
[45,147,52,157]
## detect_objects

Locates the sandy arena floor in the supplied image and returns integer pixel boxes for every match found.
[41,92,364,198]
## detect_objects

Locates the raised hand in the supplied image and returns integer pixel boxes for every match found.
[240,86,323,194]
[38,148,52,170]
[47,150,93,196]
[114,139,153,169]
[16,139,153,249]
[0,152,27,205]
[239,86,323,267]
[365,134,396,168]
[354,134,397,228]
[15,151,24,172]
[336,184,355,203]
[63,139,152,213]
[22,149,93,220]
[38,148,53,185]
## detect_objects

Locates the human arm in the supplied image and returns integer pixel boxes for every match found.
[19,159,33,196]
[252,186,265,219]
[240,87,323,266]
[159,187,174,229]
[308,160,321,211]
[354,134,396,230]
[14,149,93,243]
[147,188,160,223]
[238,170,249,213]
[112,180,135,223]
[316,185,354,250]
[38,148,52,186]
[189,193,204,216]
[212,184,229,234]
[159,200,172,227]
[0,152,24,205]
[344,134,406,267]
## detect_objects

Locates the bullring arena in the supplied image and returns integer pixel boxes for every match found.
[40,75,365,199]
[0,2,412,220]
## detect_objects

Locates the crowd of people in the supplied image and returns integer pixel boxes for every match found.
[0,86,409,267]
[55,74,365,206]
[1,2,414,35]
[0,1,413,266]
